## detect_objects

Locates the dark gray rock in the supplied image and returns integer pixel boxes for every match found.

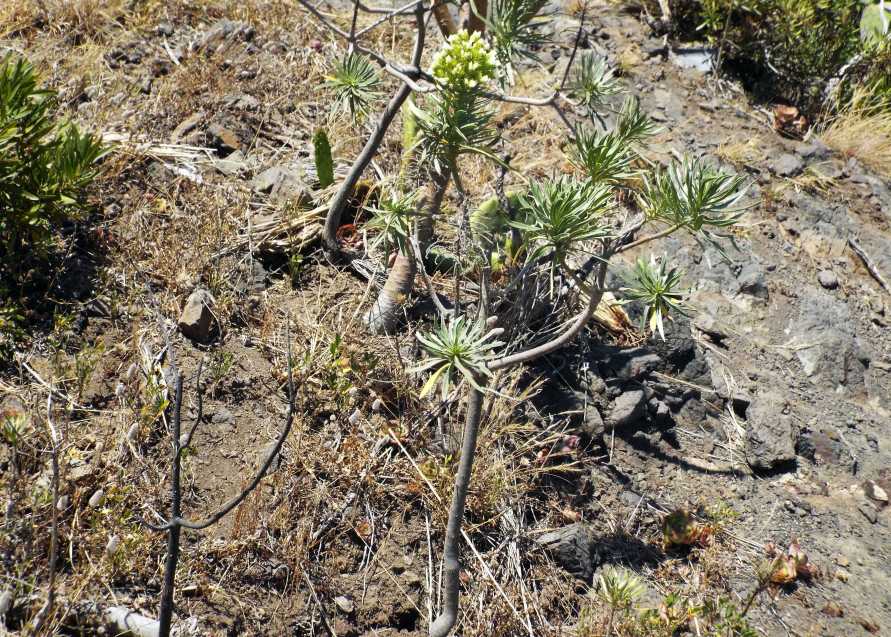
[178,288,216,342]
[736,263,769,299]
[590,346,662,381]
[536,523,600,581]
[795,139,831,160]
[745,390,796,471]
[607,390,647,430]
[817,269,839,289]
[770,153,804,177]
[796,429,849,467]
[793,292,870,389]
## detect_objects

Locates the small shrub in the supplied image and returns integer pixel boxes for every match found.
[0,54,107,360]
[0,54,107,267]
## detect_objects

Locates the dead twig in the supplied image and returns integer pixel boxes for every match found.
[849,237,890,294]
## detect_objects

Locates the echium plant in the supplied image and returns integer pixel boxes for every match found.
[295,1,751,635]
[413,61,749,637]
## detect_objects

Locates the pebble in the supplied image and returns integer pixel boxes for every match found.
[817,269,839,289]
[334,596,354,613]
[88,489,105,508]
[105,535,121,558]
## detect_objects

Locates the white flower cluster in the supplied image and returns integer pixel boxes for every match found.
[430,30,498,93]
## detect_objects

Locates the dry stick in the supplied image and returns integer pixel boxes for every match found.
[157,373,184,637]
[32,395,60,634]
[849,237,890,294]
[408,236,452,318]
[319,2,427,253]
[303,572,336,637]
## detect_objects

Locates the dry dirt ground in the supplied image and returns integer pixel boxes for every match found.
[1,1,890,636]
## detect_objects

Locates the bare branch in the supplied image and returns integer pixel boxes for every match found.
[616,222,682,253]
[322,2,428,252]
[429,383,484,637]
[355,0,425,37]
[408,236,452,319]
[157,372,184,636]
[559,2,588,91]
[162,330,296,531]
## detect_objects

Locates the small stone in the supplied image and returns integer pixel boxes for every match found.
[226,93,260,110]
[770,153,804,177]
[206,123,240,154]
[858,502,878,524]
[401,570,421,587]
[817,270,839,290]
[334,596,354,614]
[392,554,413,572]
[68,462,94,483]
[178,288,216,342]
[822,601,844,617]
[348,409,361,425]
[172,112,204,141]
[371,398,383,412]
[745,390,796,471]
[156,21,174,36]
[536,523,599,582]
[211,408,234,425]
[214,149,247,176]
[863,480,888,504]
[693,313,731,340]
[250,165,313,206]
[88,489,105,508]
[56,495,69,511]
[105,535,121,558]
[737,264,769,300]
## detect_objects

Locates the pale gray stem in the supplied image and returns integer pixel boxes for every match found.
[364,252,417,334]
[429,383,484,637]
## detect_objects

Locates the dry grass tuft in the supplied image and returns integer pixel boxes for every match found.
[821,89,891,178]
[714,135,765,168]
